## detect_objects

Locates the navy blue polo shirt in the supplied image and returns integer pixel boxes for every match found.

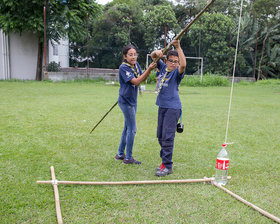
[118,61,142,106]
[156,60,185,109]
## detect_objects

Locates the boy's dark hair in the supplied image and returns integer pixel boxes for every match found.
[122,44,137,56]
[166,50,178,59]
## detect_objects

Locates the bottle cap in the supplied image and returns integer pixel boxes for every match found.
[222,144,227,147]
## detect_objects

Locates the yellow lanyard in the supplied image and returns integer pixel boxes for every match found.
[156,68,171,95]
[122,62,140,78]
[122,62,141,95]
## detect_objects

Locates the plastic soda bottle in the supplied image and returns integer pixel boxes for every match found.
[214,144,229,186]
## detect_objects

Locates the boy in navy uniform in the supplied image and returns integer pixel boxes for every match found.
[151,39,186,176]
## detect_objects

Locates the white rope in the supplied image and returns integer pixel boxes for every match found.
[52,179,58,185]
[224,0,244,144]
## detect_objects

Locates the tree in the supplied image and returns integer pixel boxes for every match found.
[184,12,235,75]
[229,12,260,78]
[256,23,280,79]
[0,0,100,80]
[87,2,146,68]
[251,0,280,79]
[82,0,180,69]
[143,5,180,50]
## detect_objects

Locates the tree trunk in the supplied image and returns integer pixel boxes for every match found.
[36,41,43,81]
[253,31,258,80]
[249,0,255,16]
[257,25,270,80]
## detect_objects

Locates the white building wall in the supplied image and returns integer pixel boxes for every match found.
[9,32,38,80]
[0,29,69,80]
[48,41,59,64]
[48,38,69,68]
[59,38,69,67]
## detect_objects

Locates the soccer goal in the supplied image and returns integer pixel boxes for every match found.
[146,54,204,81]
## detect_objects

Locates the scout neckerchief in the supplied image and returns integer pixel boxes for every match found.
[156,68,172,95]
[122,61,142,95]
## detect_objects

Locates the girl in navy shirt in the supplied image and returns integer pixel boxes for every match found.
[115,45,156,164]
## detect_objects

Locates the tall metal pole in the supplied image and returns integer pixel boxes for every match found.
[86,13,89,78]
[44,6,48,79]
[198,21,201,78]
[128,16,131,44]
[227,27,232,78]
[164,24,167,48]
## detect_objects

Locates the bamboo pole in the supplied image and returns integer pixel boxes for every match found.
[37,176,231,186]
[212,181,280,223]
[50,166,63,224]
[154,0,216,63]
[89,101,118,134]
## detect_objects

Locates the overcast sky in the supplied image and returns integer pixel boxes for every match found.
[95,0,176,6]
[95,0,112,5]
[96,0,176,5]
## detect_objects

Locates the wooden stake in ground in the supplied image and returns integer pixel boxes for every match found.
[212,181,280,223]
[50,166,63,224]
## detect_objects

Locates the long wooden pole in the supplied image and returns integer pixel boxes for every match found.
[154,0,216,63]
[50,166,63,224]
[37,176,231,186]
[89,101,118,134]
[212,182,280,223]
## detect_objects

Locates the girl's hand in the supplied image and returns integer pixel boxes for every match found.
[148,62,157,70]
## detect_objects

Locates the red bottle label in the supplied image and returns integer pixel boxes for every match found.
[216,159,229,170]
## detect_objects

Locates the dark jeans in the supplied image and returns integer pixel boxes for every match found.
[157,107,181,169]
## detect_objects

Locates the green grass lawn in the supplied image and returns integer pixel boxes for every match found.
[0,80,279,223]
